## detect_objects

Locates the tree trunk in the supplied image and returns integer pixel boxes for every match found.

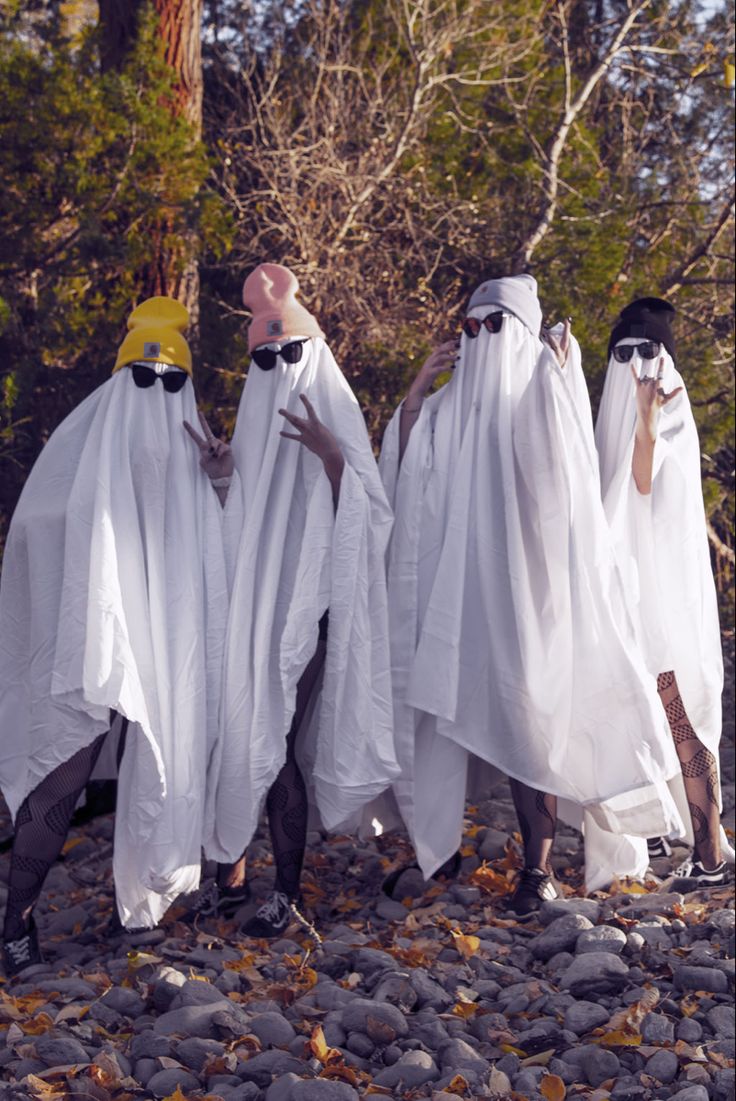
[97,0,203,320]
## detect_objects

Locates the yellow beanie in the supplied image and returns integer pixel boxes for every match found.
[113,297,192,376]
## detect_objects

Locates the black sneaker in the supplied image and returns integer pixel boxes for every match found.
[506,866,560,919]
[3,917,46,978]
[647,837,673,859]
[672,858,729,886]
[182,879,252,921]
[240,890,320,941]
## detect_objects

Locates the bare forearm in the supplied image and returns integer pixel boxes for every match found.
[632,424,656,495]
[323,451,345,509]
[398,388,426,463]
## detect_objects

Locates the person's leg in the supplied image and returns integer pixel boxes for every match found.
[3,734,106,953]
[657,671,721,870]
[509,778,557,873]
[241,636,326,937]
[266,637,325,900]
[506,778,560,917]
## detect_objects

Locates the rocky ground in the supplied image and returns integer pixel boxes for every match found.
[0,643,733,1101]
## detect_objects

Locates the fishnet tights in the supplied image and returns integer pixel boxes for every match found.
[657,670,720,868]
[4,734,106,940]
[509,778,557,873]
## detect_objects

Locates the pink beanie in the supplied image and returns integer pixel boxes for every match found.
[243,263,325,351]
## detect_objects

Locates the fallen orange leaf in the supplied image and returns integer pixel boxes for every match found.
[541,1074,567,1101]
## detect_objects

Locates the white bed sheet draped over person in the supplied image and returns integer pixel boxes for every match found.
[595,304,731,867]
[205,328,399,864]
[378,276,683,890]
[0,323,228,930]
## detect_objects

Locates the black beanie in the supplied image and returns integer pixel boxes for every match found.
[608,297,677,364]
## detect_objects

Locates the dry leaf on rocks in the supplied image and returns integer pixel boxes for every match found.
[521,1048,556,1066]
[445,1074,472,1096]
[450,929,480,958]
[365,1014,397,1045]
[540,1074,567,1101]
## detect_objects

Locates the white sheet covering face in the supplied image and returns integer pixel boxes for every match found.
[0,369,228,928]
[205,337,399,862]
[595,342,728,861]
[379,312,684,888]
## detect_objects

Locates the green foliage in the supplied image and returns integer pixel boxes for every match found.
[0,5,231,529]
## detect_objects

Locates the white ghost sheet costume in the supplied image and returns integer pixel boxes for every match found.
[0,369,229,927]
[379,312,684,890]
[204,337,399,862]
[595,343,732,865]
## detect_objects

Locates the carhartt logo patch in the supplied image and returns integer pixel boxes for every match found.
[266,319,283,337]
[144,342,161,357]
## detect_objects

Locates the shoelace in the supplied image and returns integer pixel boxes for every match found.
[6,933,32,965]
[256,891,291,924]
[254,892,323,944]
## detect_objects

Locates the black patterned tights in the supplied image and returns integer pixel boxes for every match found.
[509,778,557,873]
[657,670,720,868]
[265,636,326,900]
[3,734,106,940]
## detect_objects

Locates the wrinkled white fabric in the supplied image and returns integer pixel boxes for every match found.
[380,314,683,886]
[0,370,228,927]
[595,345,730,864]
[205,337,399,861]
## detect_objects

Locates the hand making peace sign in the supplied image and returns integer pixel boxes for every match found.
[183,411,234,481]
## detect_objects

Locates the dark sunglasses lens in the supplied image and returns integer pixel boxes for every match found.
[161,370,188,392]
[280,340,306,364]
[252,348,277,370]
[462,318,481,338]
[484,312,504,333]
[639,341,660,360]
[131,364,156,388]
[612,345,634,363]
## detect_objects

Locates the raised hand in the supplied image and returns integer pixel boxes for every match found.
[279,394,344,504]
[407,339,459,405]
[542,318,571,368]
[631,357,683,439]
[183,410,234,481]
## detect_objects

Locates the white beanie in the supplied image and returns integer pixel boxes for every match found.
[467,274,543,337]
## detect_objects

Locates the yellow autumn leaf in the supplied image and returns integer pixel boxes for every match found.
[310,1025,330,1062]
[450,929,480,958]
[609,877,649,895]
[541,1074,567,1101]
[126,950,163,971]
[452,1001,478,1019]
[162,1087,197,1101]
[596,1029,643,1047]
[61,836,87,854]
[500,1042,528,1057]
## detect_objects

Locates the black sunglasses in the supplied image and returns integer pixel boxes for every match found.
[130,363,188,392]
[251,339,308,371]
[462,311,504,338]
[612,341,661,363]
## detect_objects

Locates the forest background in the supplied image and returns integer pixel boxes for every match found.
[0,0,734,610]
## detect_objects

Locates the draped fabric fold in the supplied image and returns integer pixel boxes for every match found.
[205,338,399,863]
[379,314,683,888]
[0,370,228,928]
